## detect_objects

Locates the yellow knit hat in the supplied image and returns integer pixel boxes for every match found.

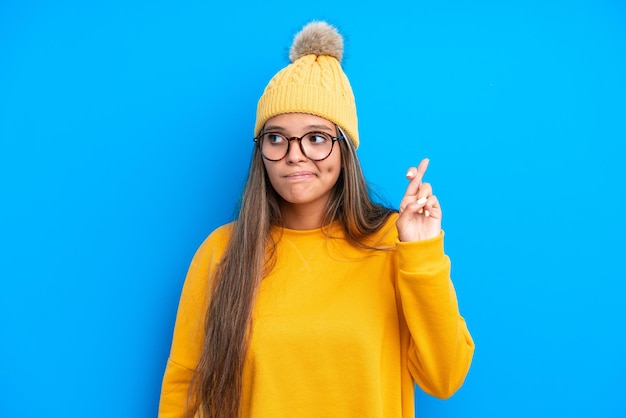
[255,21,359,148]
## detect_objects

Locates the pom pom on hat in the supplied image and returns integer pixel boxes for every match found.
[255,21,360,148]
[289,21,343,63]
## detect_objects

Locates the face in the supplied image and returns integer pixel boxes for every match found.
[261,113,342,212]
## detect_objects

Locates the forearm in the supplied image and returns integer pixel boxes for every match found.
[396,233,474,398]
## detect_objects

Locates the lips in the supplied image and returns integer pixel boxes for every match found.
[284,171,316,179]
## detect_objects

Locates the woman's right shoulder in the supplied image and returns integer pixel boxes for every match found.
[192,222,235,265]
[205,222,235,244]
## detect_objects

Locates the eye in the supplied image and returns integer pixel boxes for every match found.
[265,133,286,145]
[305,132,331,145]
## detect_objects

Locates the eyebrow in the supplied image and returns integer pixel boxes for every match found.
[263,124,334,133]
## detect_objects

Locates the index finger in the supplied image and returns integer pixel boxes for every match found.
[404,158,430,196]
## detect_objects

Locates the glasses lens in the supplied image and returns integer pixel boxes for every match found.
[301,132,333,160]
[261,133,288,160]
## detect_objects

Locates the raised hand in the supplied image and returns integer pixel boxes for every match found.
[397,158,442,242]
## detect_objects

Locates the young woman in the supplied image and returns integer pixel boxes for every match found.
[159,21,474,418]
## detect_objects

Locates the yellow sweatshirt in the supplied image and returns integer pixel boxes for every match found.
[159,214,474,417]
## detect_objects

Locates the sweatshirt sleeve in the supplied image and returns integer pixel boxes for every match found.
[396,232,475,399]
[158,226,231,417]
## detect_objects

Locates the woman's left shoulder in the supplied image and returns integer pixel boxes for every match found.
[369,212,400,247]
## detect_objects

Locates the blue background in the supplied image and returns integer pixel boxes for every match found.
[1,1,625,417]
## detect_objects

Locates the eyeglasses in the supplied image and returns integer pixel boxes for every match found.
[253,131,344,161]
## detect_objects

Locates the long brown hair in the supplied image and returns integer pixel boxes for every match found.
[188,128,395,418]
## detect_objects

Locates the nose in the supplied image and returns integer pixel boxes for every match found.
[285,138,307,164]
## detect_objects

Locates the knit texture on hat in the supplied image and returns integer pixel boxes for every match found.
[255,21,359,148]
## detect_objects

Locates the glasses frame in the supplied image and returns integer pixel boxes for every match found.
[253,130,344,162]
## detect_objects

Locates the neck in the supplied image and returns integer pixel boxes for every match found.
[279,200,328,230]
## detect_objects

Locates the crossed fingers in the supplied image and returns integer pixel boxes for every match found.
[399,158,440,219]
